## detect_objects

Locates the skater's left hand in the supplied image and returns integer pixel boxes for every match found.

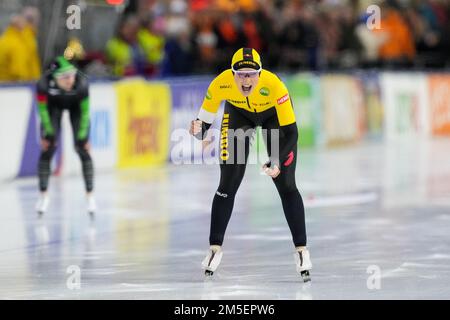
[262,163,280,178]
[83,141,91,151]
[76,139,91,151]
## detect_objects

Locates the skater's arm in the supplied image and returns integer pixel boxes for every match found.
[198,73,225,121]
[277,123,298,167]
[78,97,90,140]
[77,76,90,141]
[36,80,54,137]
[264,123,298,170]
[273,80,295,127]
[192,73,225,140]
[191,119,212,140]
[268,79,298,169]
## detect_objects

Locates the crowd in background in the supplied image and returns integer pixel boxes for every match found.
[0,0,449,82]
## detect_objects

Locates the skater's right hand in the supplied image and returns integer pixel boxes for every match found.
[41,137,54,151]
[189,119,203,139]
[262,162,281,178]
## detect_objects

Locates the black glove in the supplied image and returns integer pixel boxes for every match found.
[194,119,212,140]
[264,158,280,170]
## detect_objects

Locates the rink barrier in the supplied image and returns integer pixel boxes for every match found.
[1,72,450,180]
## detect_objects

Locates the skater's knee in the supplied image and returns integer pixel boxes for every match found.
[215,188,236,199]
[75,139,89,151]
[40,145,56,160]
[216,178,242,198]
[218,167,245,196]
[75,141,91,160]
[275,180,298,195]
[40,136,57,151]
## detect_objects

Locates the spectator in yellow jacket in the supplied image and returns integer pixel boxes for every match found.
[22,6,41,78]
[137,17,165,74]
[0,13,41,82]
[106,15,148,77]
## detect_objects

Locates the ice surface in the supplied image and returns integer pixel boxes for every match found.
[1,138,450,299]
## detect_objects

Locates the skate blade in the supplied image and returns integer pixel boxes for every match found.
[300,270,311,283]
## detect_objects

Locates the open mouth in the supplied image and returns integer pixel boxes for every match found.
[242,85,252,93]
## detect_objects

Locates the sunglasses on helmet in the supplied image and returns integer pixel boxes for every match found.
[232,67,261,79]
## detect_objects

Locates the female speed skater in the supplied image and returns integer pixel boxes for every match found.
[35,56,96,216]
[189,48,312,282]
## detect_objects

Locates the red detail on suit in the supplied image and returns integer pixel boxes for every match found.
[284,151,294,167]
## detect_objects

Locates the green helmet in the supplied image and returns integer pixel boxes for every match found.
[50,56,77,77]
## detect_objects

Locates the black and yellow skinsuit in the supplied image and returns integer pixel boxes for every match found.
[36,57,94,193]
[195,48,307,248]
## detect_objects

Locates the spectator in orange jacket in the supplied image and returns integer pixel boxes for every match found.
[376,5,416,64]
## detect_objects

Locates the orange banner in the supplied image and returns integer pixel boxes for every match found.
[428,75,450,136]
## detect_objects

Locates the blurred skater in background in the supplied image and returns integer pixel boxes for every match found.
[35,56,96,216]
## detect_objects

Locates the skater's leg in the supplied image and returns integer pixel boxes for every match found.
[36,107,62,214]
[263,119,311,280]
[272,145,307,247]
[70,108,94,193]
[209,163,247,245]
[74,140,94,193]
[209,104,255,246]
[70,106,96,214]
[74,139,96,214]
[203,104,255,275]
[262,118,306,247]
[38,140,57,192]
[36,142,56,213]
[37,108,62,192]
[273,159,312,281]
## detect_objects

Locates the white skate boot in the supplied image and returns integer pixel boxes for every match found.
[87,194,97,216]
[201,246,223,276]
[35,194,49,215]
[294,248,312,282]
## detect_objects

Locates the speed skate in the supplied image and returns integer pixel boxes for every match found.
[295,249,312,283]
[201,246,223,277]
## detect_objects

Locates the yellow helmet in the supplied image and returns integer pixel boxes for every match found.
[231,48,262,71]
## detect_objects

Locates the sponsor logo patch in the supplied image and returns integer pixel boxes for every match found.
[220,113,230,161]
[236,60,258,68]
[216,191,228,198]
[48,89,61,96]
[220,84,232,89]
[228,99,246,104]
[284,151,294,167]
[277,94,289,105]
[259,87,270,96]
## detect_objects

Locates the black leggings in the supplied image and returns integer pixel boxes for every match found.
[38,107,94,192]
[209,103,307,247]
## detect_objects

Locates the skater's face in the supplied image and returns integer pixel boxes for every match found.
[55,72,76,91]
[233,68,260,97]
